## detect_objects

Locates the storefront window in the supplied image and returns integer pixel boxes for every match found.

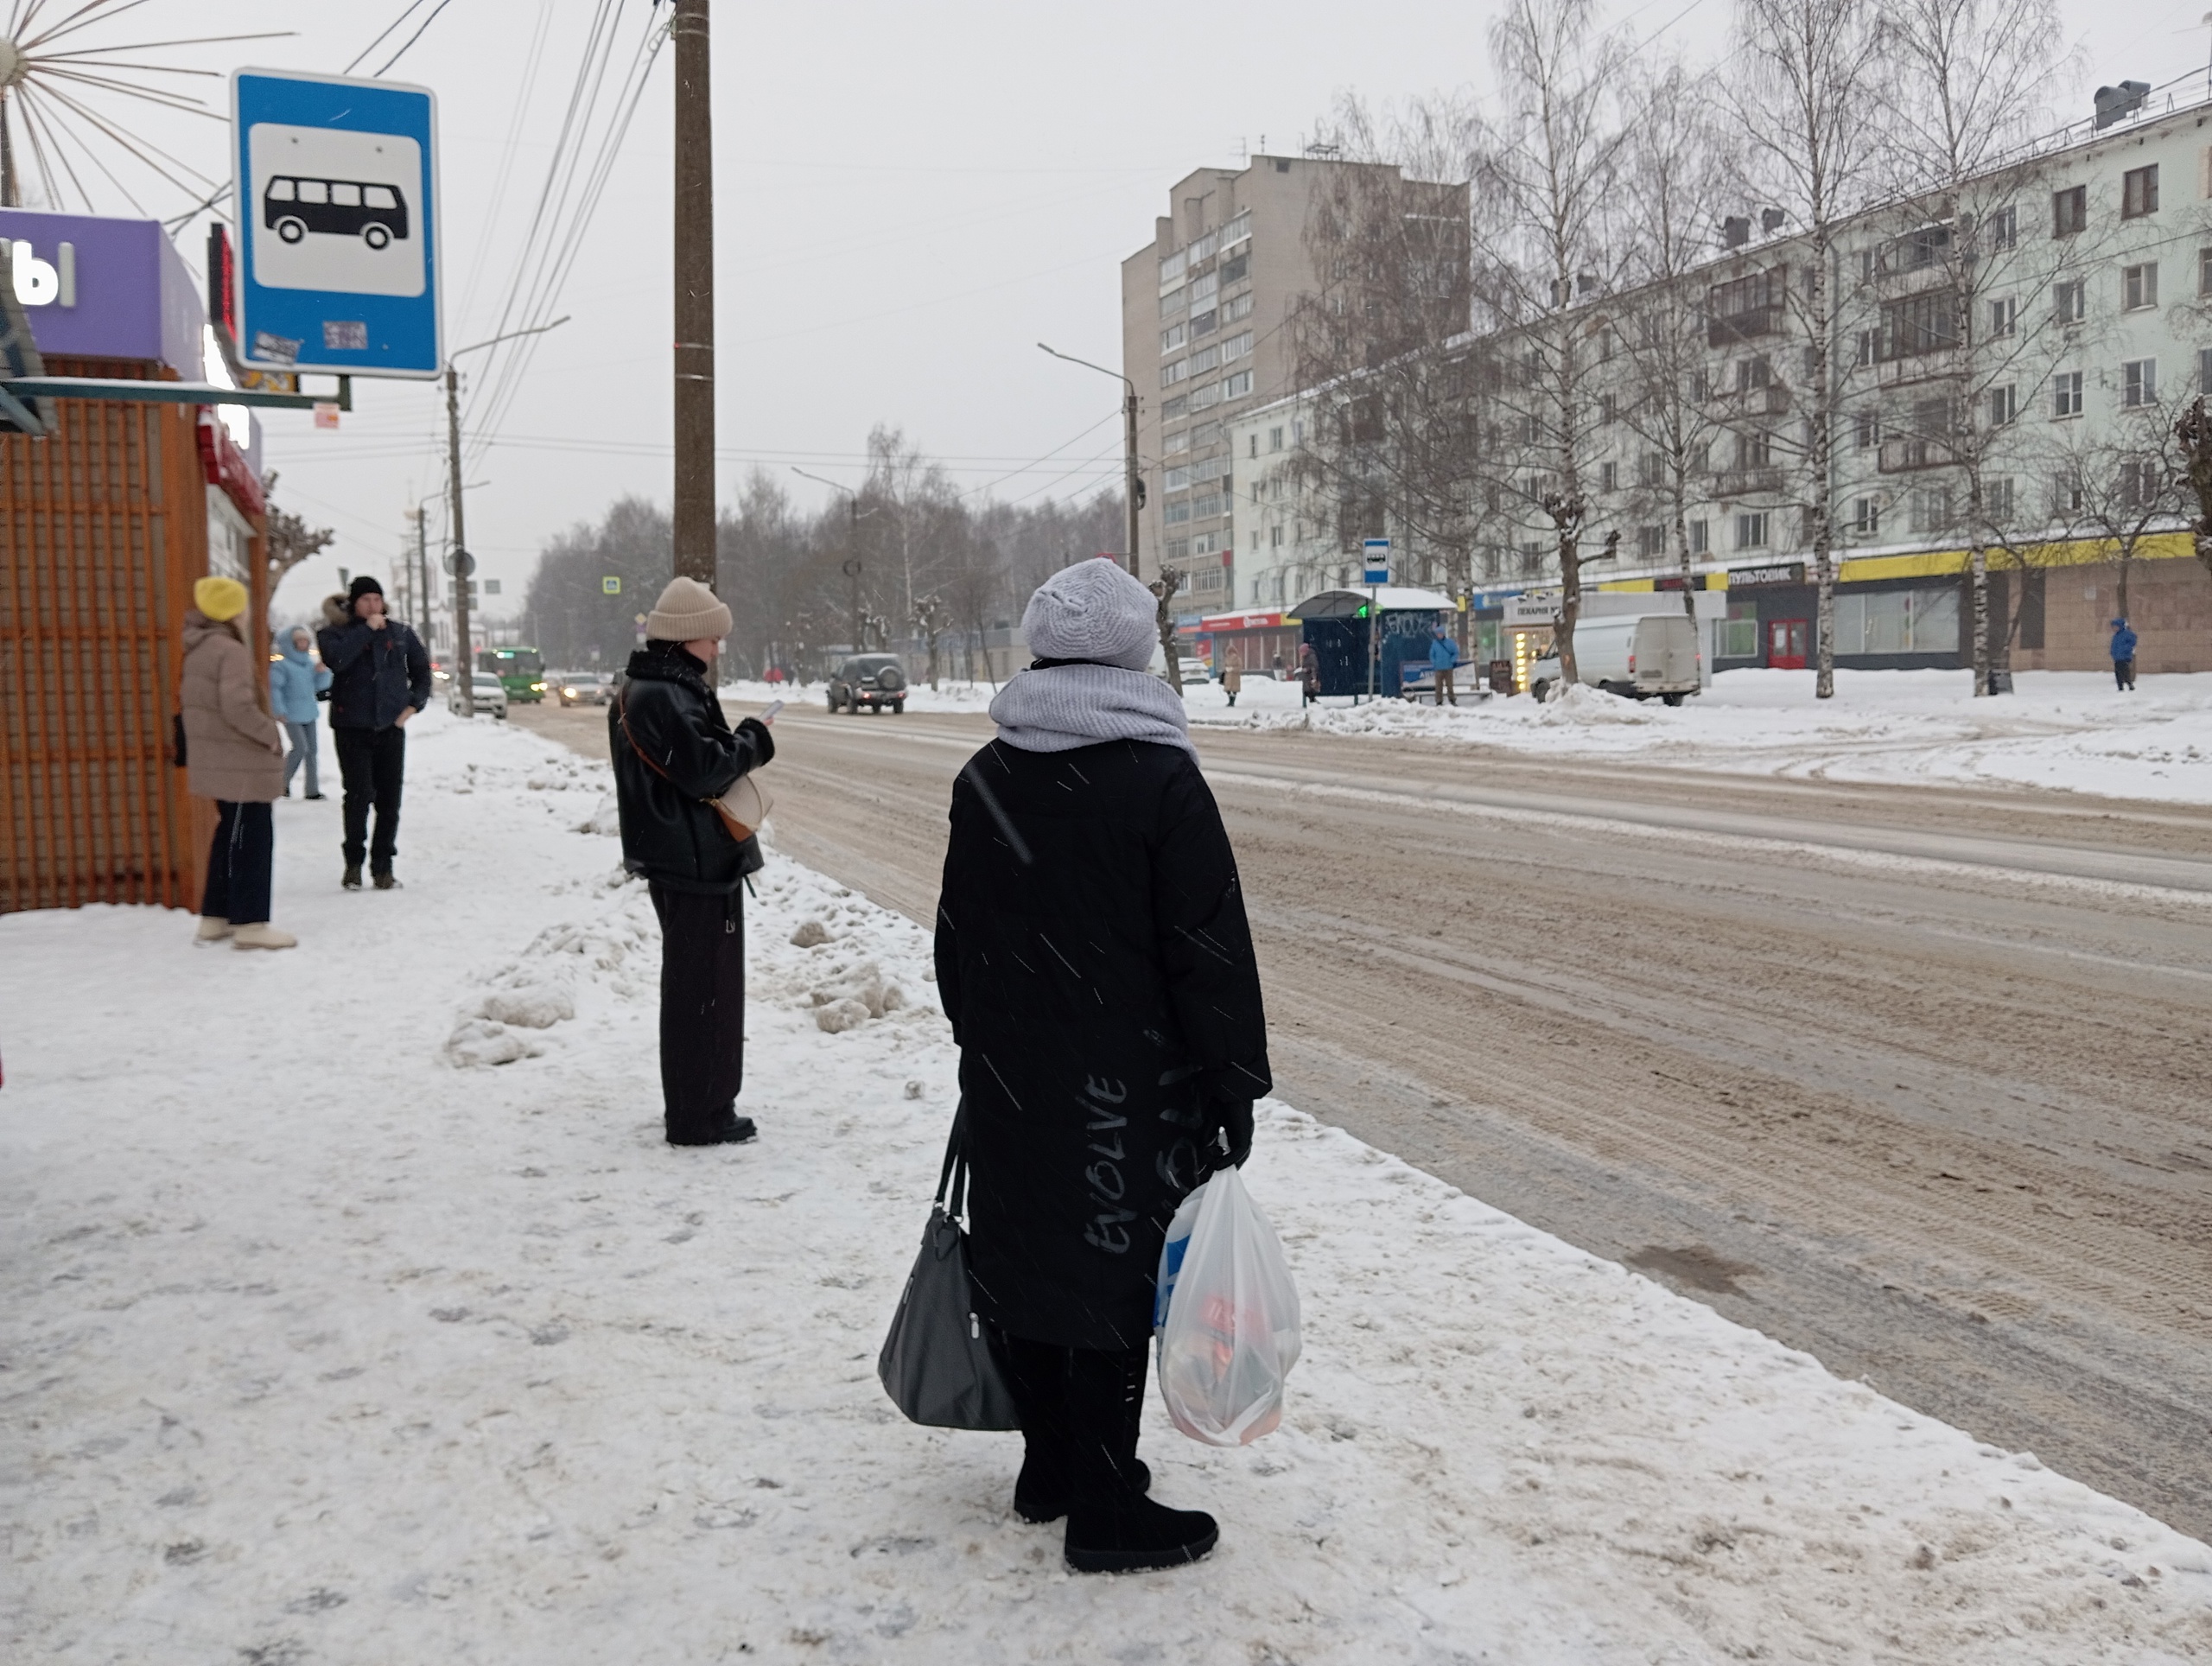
[1831,588,1959,654]
[1719,601,1759,658]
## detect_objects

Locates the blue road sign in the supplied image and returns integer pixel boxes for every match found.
[1362,537,1391,585]
[231,68,442,378]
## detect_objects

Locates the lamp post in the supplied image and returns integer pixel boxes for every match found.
[1037,342,1141,578]
[443,316,568,714]
[791,467,880,653]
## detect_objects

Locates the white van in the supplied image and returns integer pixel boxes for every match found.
[1530,613,1702,705]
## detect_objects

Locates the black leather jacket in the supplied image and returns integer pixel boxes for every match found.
[609,643,774,893]
[317,595,431,730]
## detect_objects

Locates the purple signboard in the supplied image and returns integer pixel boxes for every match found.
[0,209,204,377]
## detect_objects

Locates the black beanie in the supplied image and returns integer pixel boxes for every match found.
[347,575,384,603]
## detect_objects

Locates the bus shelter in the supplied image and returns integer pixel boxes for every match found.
[1291,586,1456,698]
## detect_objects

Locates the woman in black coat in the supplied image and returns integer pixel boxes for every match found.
[934,557,1269,1574]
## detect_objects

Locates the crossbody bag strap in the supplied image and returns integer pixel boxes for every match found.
[936,1099,969,1222]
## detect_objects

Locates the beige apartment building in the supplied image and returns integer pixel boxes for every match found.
[1120,155,1464,623]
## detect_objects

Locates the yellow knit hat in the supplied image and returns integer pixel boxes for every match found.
[194,575,248,622]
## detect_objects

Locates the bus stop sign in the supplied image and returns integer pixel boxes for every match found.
[231,68,442,378]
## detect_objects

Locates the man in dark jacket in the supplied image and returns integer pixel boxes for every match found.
[611,576,775,1148]
[317,575,432,890]
[935,557,1269,1575]
[2111,618,2139,691]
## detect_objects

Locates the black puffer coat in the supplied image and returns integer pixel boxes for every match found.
[934,736,1270,1351]
[609,641,774,894]
[317,595,430,730]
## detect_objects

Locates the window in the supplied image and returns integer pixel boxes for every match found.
[1163,465,1192,493]
[2121,163,2159,219]
[1224,370,1253,399]
[296,179,329,205]
[331,182,361,207]
[1165,499,1192,525]
[2200,248,2212,298]
[1160,286,1187,318]
[1854,329,1878,368]
[1220,211,1251,249]
[1222,292,1254,325]
[1909,487,1951,534]
[1640,452,1665,486]
[2122,358,2158,408]
[1190,229,1218,264]
[1190,343,1220,375]
[1159,248,1187,289]
[1160,359,1188,390]
[1221,329,1253,362]
[1688,519,1710,554]
[1268,425,1283,452]
[2120,458,2164,509]
[1735,512,1769,550]
[2122,263,2158,311]
[1521,411,1541,444]
[1189,381,1220,412]
[1270,524,1284,549]
[1720,601,1759,658]
[1831,588,1958,654]
[1986,477,2016,522]
[2052,280,2085,323]
[1989,384,2018,427]
[1247,434,1258,460]
[1599,392,1618,424]
[1637,525,1665,559]
[365,185,398,210]
[1903,225,1950,270]
[1161,394,1187,419]
[1989,206,2018,251]
[1189,308,1217,338]
[1163,428,1191,456]
[1599,461,1618,492]
[1736,355,1771,391]
[1219,252,1249,287]
[1989,296,2016,338]
[1883,292,1956,358]
[2202,347,2212,391]
[2052,185,2087,236]
[1160,322,1185,355]
[1191,490,1224,520]
[1190,270,1219,306]
[1691,370,1712,402]
[1851,496,1881,537]
[1736,429,1772,468]
[266,178,296,201]
[1857,247,1879,283]
[1193,420,1223,448]
[1853,409,1881,449]
[2051,371,2082,417]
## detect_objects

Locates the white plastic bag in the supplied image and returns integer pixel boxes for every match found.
[1153,1167,1302,1446]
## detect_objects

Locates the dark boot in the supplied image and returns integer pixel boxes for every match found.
[341,864,363,891]
[1063,1344,1215,1574]
[667,1114,756,1148]
[999,1332,1148,1523]
[372,870,402,890]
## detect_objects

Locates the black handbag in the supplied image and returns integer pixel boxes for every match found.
[171,712,187,767]
[877,1105,1021,1430]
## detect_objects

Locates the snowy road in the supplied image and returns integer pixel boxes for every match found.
[514,696,2212,1548]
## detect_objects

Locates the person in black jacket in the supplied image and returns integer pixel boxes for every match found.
[611,577,776,1148]
[317,575,432,891]
[935,556,1270,1575]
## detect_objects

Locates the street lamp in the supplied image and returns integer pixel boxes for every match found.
[791,466,881,653]
[444,315,569,713]
[1037,342,1141,579]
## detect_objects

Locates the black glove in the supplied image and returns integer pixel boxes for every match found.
[736,715,776,766]
[1213,1099,1254,1170]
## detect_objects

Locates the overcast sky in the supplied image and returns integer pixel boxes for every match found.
[16,0,2187,622]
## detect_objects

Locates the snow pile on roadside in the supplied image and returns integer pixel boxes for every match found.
[3,707,2209,1663]
[1186,668,2212,804]
[720,676,1001,714]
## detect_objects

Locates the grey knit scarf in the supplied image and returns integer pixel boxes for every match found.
[988,663,1195,756]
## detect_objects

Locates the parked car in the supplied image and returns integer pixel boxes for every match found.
[557,671,616,708]
[448,671,510,718]
[827,653,908,714]
[1178,657,1213,684]
[1529,614,1702,705]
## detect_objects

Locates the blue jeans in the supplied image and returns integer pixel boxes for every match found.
[201,801,274,925]
[283,719,319,795]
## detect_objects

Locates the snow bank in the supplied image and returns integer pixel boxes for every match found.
[3,707,2208,1663]
[721,677,1001,715]
[1187,669,2212,804]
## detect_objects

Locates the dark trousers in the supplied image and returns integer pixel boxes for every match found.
[649,881,747,1140]
[201,800,274,925]
[334,724,407,872]
[996,1331,1149,1507]
[2115,658,2136,690]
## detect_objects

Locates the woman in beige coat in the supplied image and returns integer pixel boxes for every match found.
[181,575,296,950]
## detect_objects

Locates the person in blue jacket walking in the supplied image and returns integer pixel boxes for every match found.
[269,626,332,798]
[1428,622,1461,706]
[2110,618,2138,691]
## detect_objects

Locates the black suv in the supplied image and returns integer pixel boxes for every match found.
[828,653,908,715]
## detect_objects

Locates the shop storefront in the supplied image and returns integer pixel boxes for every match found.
[1194,608,1303,677]
[2,208,264,913]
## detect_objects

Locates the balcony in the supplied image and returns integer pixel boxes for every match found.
[1707,305,1785,347]
[1877,437,1952,474]
[1713,466,1784,497]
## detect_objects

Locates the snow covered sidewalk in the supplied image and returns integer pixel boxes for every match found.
[3,708,2209,1664]
[1187,669,2212,805]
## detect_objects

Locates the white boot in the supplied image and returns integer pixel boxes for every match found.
[232,922,298,951]
[195,916,232,942]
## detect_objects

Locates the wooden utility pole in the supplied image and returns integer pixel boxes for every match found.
[1122,384,1141,578]
[671,0,715,585]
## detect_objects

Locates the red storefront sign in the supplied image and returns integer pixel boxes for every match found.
[194,409,265,518]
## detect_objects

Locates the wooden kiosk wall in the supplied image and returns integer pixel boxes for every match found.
[0,356,263,914]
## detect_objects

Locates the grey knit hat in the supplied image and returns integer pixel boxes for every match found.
[645,575,733,642]
[1021,558,1156,671]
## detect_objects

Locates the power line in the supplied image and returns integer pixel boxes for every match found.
[342,0,434,75]
[372,0,458,78]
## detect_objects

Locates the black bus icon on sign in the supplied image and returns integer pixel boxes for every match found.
[264,177,410,250]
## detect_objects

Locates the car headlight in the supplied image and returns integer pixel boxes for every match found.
[531,682,546,691]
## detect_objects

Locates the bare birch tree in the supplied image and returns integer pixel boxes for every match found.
[1730,0,1887,698]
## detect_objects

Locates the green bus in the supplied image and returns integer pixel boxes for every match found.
[478,645,548,703]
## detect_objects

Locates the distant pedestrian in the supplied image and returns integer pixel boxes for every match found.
[2110,618,2138,691]
[609,577,776,1148]
[1222,647,1243,708]
[318,576,430,891]
[1428,622,1460,706]
[269,626,331,798]
[939,556,1270,1574]
[181,576,295,951]
[1297,640,1320,704]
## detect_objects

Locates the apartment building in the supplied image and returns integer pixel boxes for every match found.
[1233,79,2212,677]
[1119,154,1465,620]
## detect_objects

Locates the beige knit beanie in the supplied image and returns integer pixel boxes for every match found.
[645,575,732,642]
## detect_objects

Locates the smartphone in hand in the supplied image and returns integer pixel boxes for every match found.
[760,699,785,725]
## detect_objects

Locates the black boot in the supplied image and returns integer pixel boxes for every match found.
[667,1114,756,1148]
[372,870,402,891]
[341,864,363,891]
[1063,1344,1215,1573]
[998,1332,1149,1523]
